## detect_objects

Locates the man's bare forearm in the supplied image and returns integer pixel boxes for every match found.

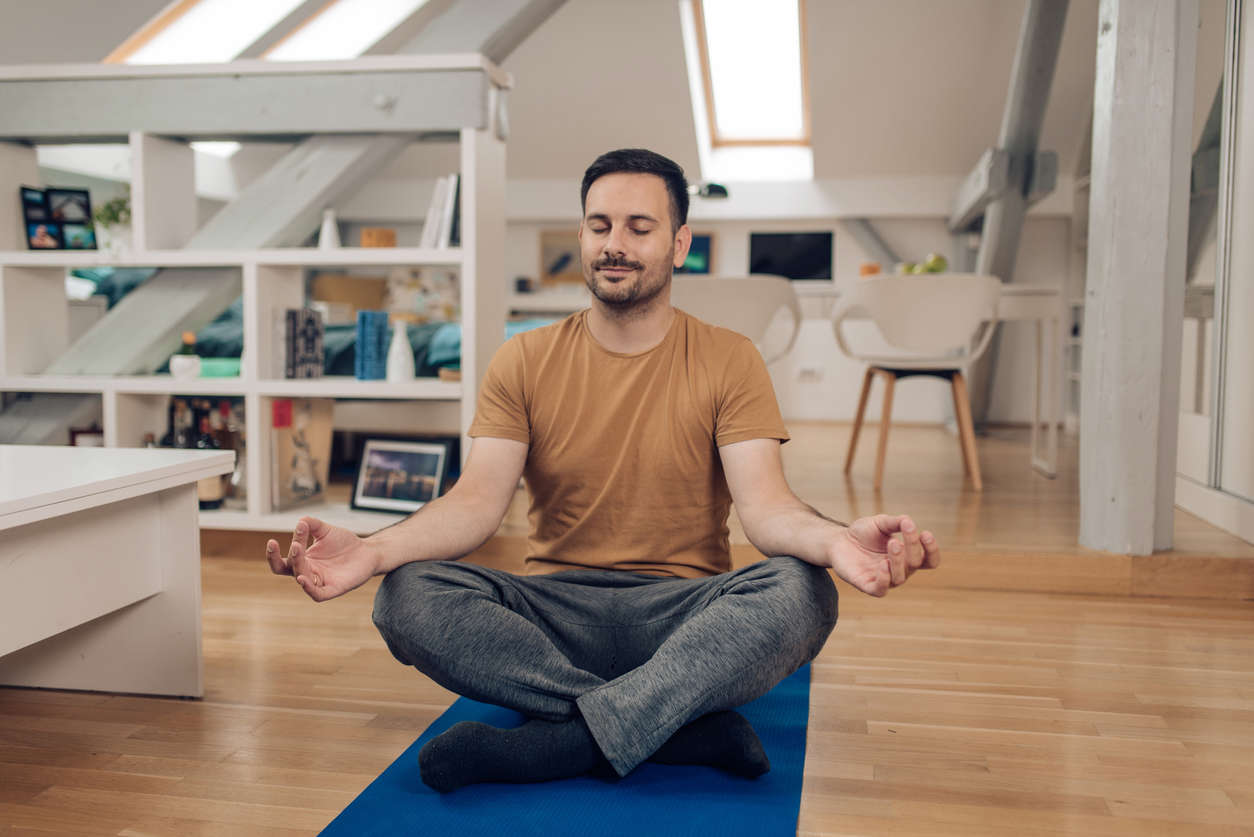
[363,485,506,574]
[742,500,848,570]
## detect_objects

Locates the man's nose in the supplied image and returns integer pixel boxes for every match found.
[602,225,628,256]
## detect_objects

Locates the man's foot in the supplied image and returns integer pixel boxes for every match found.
[418,717,605,793]
[648,710,770,777]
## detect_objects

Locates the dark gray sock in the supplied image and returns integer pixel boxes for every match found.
[648,710,771,777]
[418,717,605,793]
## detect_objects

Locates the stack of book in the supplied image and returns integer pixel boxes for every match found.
[420,173,461,249]
[355,310,389,380]
[283,308,324,378]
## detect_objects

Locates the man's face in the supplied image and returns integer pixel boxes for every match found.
[579,173,691,311]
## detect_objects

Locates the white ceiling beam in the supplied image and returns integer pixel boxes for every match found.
[234,0,330,59]
[964,0,1069,425]
[0,57,506,143]
[395,0,567,63]
[1080,0,1196,554]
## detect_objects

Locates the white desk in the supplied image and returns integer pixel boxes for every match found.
[0,445,234,697]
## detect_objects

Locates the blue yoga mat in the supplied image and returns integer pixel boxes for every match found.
[321,665,812,837]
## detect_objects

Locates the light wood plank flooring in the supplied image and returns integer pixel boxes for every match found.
[2,424,1252,835]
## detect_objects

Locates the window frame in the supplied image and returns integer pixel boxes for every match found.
[690,0,813,148]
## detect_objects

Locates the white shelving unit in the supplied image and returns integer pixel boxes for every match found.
[0,92,506,534]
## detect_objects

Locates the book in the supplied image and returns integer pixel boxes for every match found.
[438,173,460,249]
[420,176,449,249]
[284,307,324,379]
[355,310,389,380]
[270,398,334,511]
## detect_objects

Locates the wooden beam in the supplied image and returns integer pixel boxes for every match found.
[967,0,1069,423]
[396,0,567,63]
[841,218,900,268]
[0,57,503,143]
[188,134,412,249]
[948,148,1010,233]
[1080,0,1197,554]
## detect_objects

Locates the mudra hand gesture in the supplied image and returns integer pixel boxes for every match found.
[266,516,383,602]
[827,514,939,597]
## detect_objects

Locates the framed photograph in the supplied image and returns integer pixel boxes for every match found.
[46,188,93,225]
[539,230,584,285]
[20,186,61,250]
[351,438,449,514]
[678,232,714,274]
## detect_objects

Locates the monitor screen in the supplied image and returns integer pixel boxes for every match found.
[748,232,833,281]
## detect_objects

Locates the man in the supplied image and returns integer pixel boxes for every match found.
[266,148,939,792]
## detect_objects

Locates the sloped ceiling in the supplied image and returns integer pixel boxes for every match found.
[0,0,171,63]
[497,0,1105,181]
[8,0,1229,186]
[501,0,703,178]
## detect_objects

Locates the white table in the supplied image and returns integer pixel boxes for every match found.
[0,445,234,697]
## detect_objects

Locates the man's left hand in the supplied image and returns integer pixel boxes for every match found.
[827,514,940,597]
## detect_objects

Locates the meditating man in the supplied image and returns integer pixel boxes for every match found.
[266,148,940,792]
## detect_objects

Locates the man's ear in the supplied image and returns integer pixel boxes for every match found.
[673,224,693,269]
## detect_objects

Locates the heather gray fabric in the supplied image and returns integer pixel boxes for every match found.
[372,556,837,776]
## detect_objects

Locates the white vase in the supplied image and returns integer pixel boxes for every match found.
[169,354,201,379]
[386,324,415,382]
[97,223,132,256]
[319,209,340,249]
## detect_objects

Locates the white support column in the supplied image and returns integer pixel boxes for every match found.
[459,120,507,467]
[130,132,197,251]
[0,141,40,250]
[1080,0,1197,554]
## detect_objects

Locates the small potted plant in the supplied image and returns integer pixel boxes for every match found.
[93,189,132,255]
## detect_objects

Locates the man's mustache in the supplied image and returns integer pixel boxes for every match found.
[593,257,644,270]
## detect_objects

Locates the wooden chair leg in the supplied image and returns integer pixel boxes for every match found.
[844,366,875,473]
[951,371,983,491]
[950,376,972,475]
[874,371,896,491]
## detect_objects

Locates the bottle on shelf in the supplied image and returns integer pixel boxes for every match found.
[194,414,225,510]
[142,432,157,448]
[225,399,247,509]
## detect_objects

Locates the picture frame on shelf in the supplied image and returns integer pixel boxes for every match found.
[677,232,714,274]
[539,230,584,285]
[20,186,61,250]
[47,188,95,250]
[351,438,449,514]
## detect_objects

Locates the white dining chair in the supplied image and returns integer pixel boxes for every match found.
[671,275,801,364]
[831,274,1001,491]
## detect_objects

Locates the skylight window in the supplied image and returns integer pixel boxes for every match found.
[692,0,810,146]
[265,0,431,61]
[118,0,308,65]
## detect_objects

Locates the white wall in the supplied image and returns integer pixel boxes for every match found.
[505,213,1069,425]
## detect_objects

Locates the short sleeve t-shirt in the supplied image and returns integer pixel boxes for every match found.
[468,308,789,578]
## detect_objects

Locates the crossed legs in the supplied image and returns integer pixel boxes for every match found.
[371,557,837,787]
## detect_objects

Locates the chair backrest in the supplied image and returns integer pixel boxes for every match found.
[831,273,1001,362]
[670,275,801,364]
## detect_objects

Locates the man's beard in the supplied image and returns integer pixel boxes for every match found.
[583,250,674,312]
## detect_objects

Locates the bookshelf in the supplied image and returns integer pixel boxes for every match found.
[0,111,506,534]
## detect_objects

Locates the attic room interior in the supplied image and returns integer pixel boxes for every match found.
[0,0,1252,834]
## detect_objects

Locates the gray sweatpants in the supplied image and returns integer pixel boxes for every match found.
[371,556,838,776]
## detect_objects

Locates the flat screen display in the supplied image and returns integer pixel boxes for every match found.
[748,232,833,281]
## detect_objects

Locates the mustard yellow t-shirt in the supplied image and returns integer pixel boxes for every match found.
[468,308,789,578]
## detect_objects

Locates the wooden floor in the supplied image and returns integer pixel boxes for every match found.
[2,424,1253,835]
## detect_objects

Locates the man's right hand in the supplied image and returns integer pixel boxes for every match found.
[266,516,383,602]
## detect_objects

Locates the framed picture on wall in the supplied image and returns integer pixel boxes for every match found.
[539,230,584,285]
[351,438,450,514]
[678,232,714,274]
